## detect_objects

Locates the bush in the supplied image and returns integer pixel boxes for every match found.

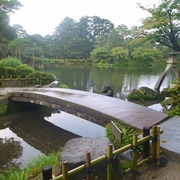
[15,64,35,78]
[161,81,180,117]
[0,66,7,78]
[26,71,57,86]
[6,67,16,78]
[106,121,139,148]
[0,57,22,68]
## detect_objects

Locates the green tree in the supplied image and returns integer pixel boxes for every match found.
[107,28,124,50]
[138,0,180,51]
[90,46,110,60]
[12,24,28,38]
[131,46,163,65]
[0,0,22,58]
[111,47,129,62]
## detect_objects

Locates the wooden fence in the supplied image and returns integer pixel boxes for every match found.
[42,125,162,180]
[0,76,54,87]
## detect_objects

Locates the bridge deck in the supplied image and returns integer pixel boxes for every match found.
[3,88,168,130]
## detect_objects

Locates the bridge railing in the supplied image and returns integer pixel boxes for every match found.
[42,125,162,180]
[0,76,54,87]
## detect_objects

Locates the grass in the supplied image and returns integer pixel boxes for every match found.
[0,150,61,180]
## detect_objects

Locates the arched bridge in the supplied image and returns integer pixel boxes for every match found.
[3,87,168,130]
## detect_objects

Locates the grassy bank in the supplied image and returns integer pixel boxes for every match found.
[0,150,61,180]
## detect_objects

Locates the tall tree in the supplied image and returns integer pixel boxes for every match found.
[0,0,22,58]
[138,0,180,51]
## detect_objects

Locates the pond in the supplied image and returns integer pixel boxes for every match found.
[0,65,175,169]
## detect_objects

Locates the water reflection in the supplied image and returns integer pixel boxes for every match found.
[46,65,175,99]
[0,107,105,168]
[0,128,41,169]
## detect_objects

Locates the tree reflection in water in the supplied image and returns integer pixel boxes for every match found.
[0,137,23,169]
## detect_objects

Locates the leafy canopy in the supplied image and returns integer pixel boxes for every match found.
[138,0,180,51]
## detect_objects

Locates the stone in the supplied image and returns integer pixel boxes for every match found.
[56,137,113,176]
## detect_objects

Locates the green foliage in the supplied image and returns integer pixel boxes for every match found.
[26,71,56,85]
[131,47,163,65]
[6,67,16,78]
[15,64,34,78]
[139,0,180,51]
[111,47,129,62]
[59,83,69,88]
[106,121,139,148]
[127,89,154,101]
[0,66,7,78]
[0,151,61,180]
[90,46,110,60]
[161,81,180,117]
[0,104,8,116]
[0,57,22,68]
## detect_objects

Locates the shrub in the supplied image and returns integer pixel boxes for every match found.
[6,67,16,78]
[106,121,139,148]
[161,81,180,117]
[0,66,7,78]
[15,64,35,78]
[26,71,57,86]
[0,57,22,68]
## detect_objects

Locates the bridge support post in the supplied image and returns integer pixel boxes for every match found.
[143,127,150,159]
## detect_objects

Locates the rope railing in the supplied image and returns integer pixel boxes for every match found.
[42,125,162,180]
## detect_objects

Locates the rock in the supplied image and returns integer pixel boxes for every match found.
[128,86,165,101]
[34,80,60,88]
[101,85,114,97]
[56,137,113,176]
[44,80,60,88]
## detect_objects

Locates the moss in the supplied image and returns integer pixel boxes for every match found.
[58,83,69,88]
[0,94,9,116]
[0,104,8,116]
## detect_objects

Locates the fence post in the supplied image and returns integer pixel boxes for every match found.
[151,125,161,165]
[62,161,68,180]
[107,144,113,180]
[10,75,13,87]
[132,134,138,179]
[18,76,21,87]
[86,151,91,180]
[2,75,4,87]
[143,127,150,158]
[42,165,52,180]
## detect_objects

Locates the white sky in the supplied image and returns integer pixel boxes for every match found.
[10,0,159,36]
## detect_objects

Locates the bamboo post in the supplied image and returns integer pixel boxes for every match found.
[42,165,52,180]
[156,126,161,166]
[107,144,113,180]
[132,134,138,179]
[2,75,4,87]
[151,125,161,165]
[143,127,150,158]
[10,75,13,87]
[62,161,68,180]
[18,76,21,87]
[86,151,91,180]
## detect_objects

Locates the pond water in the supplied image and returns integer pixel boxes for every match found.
[0,65,176,169]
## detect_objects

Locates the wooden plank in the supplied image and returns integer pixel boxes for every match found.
[110,121,123,145]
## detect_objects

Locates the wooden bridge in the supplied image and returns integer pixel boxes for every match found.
[2,87,168,130]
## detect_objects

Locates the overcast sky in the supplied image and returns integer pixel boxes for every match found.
[10,0,160,36]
